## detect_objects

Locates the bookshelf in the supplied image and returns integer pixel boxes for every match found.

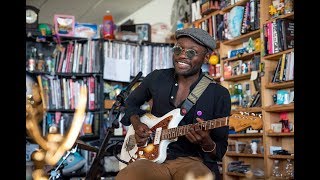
[26,35,105,175]
[260,0,294,178]
[190,0,294,179]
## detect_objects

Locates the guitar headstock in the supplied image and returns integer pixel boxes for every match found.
[229,112,263,132]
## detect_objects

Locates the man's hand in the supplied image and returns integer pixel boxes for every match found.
[133,122,152,147]
[185,118,214,146]
[130,115,152,147]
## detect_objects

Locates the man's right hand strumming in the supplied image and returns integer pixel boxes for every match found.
[130,114,152,147]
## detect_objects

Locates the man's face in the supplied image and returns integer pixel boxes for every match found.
[173,37,209,76]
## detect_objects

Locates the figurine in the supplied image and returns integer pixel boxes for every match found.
[246,37,255,53]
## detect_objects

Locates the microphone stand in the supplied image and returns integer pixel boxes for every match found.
[85,72,142,179]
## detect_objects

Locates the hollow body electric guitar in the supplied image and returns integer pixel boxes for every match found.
[119,108,229,170]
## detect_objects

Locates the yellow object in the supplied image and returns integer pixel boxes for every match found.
[209,54,219,65]
[254,38,261,51]
[269,5,277,15]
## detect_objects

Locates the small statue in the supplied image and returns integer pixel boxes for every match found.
[246,37,255,53]
[250,141,258,154]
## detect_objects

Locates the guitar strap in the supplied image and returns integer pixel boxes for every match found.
[180,74,216,115]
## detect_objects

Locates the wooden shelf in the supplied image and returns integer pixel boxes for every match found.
[231,106,262,114]
[267,132,294,137]
[265,81,294,89]
[193,10,221,25]
[222,51,260,62]
[264,103,294,112]
[265,12,294,24]
[221,0,249,13]
[229,133,263,138]
[268,155,294,159]
[224,73,251,81]
[222,30,260,46]
[226,172,246,177]
[226,172,265,179]
[197,4,295,179]
[226,152,264,158]
[263,48,294,60]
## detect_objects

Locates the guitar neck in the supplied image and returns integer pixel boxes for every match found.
[161,117,228,140]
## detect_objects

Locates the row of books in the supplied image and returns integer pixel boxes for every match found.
[196,0,260,41]
[27,40,101,74]
[240,0,260,34]
[271,51,294,83]
[262,18,294,55]
[196,14,224,41]
[54,40,101,74]
[39,75,99,110]
[103,41,173,77]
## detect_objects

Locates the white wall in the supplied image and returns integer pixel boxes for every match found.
[117,0,175,29]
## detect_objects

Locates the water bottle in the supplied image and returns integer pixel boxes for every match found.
[103,10,115,40]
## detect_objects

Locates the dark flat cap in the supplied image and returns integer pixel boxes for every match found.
[175,28,216,51]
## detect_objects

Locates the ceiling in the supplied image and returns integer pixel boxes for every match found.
[26,0,153,26]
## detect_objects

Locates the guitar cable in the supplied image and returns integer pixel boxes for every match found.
[113,140,129,165]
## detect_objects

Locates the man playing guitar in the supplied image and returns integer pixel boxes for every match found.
[116,28,231,180]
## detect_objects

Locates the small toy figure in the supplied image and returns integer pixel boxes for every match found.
[269,5,277,17]
[246,37,255,53]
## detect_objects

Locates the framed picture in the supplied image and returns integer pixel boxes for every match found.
[135,24,151,42]
[119,23,151,42]
[54,14,75,37]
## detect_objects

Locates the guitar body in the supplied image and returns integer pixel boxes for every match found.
[119,108,184,170]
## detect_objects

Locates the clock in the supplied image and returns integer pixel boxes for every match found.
[26,5,39,30]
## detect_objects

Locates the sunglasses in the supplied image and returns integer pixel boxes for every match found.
[172,45,207,59]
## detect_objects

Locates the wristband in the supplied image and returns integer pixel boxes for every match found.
[201,142,216,153]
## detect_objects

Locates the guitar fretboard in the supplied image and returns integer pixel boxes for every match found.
[161,117,228,140]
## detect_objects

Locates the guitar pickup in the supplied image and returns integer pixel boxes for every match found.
[153,127,162,145]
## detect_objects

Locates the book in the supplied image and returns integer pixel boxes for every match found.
[272,58,282,83]
[282,19,294,50]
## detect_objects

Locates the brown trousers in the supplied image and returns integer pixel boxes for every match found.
[115,156,214,180]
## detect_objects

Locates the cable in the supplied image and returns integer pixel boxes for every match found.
[113,140,129,165]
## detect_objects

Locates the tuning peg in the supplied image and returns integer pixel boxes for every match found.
[259,114,262,118]
[251,113,256,116]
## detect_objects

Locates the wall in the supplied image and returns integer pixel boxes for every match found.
[117,0,175,29]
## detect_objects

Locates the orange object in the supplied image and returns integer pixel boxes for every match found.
[103,10,114,39]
